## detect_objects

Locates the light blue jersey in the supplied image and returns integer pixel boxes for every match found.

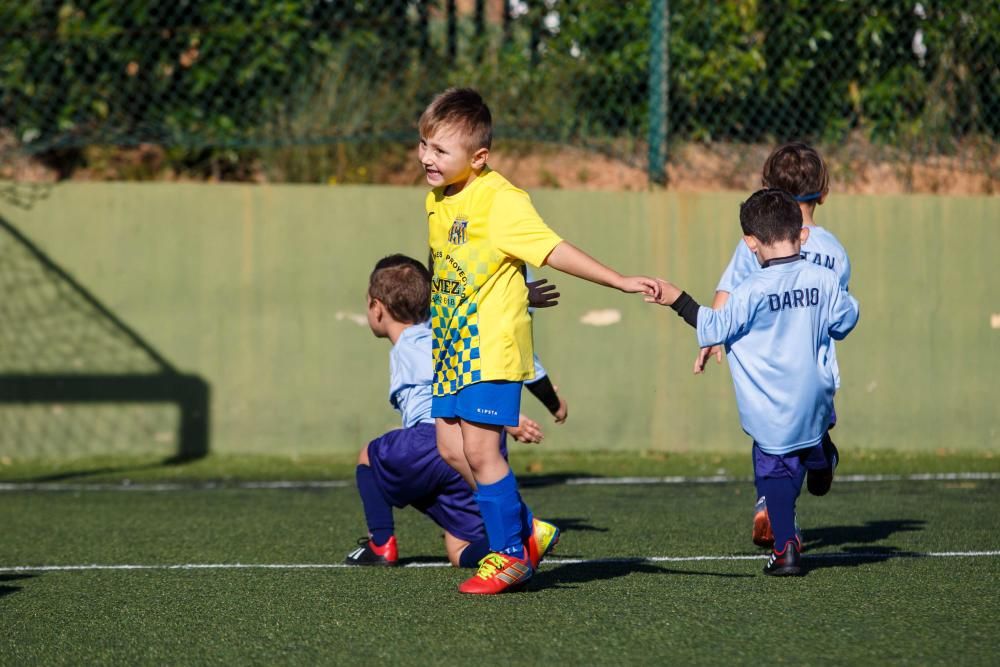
[389,322,435,428]
[716,226,851,388]
[523,266,548,383]
[697,257,859,455]
[529,354,547,382]
[717,226,851,292]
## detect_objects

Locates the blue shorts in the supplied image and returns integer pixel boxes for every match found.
[431,380,522,427]
[752,433,837,484]
[367,422,486,542]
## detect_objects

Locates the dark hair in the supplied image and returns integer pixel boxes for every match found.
[368,254,432,324]
[418,88,493,151]
[739,189,803,245]
[761,141,829,203]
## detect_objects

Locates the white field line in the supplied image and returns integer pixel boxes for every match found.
[0,480,351,492]
[0,472,998,493]
[1,550,998,574]
[566,472,1000,485]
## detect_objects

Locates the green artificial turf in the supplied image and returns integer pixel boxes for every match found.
[2,472,998,665]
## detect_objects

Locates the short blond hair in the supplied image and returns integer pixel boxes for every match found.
[418,88,492,151]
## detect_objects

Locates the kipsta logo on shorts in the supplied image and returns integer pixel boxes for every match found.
[448,216,469,245]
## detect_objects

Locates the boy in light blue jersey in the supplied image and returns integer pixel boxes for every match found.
[345,254,565,569]
[649,189,860,575]
[697,142,853,548]
[523,267,568,423]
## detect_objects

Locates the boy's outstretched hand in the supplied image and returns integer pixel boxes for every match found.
[644,278,682,306]
[526,278,560,308]
[617,275,662,299]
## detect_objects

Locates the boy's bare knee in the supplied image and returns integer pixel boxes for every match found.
[463,443,505,473]
[444,532,469,568]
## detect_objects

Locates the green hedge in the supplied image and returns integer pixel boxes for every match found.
[1,1,997,170]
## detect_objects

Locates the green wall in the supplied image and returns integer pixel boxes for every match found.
[1,184,997,456]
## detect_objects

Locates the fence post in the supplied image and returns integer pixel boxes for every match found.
[647,0,670,186]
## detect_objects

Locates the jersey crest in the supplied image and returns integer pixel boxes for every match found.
[448,216,469,245]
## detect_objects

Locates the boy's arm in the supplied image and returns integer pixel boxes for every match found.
[525,375,567,423]
[647,279,750,348]
[645,279,698,327]
[829,287,860,340]
[525,354,567,423]
[694,290,730,374]
[544,241,660,297]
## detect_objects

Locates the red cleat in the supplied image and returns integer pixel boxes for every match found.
[344,535,398,566]
[458,552,532,595]
[764,539,804,576]
[752,497,803,551]
[752,497,775,548]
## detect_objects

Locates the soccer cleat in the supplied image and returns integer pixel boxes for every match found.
[525,518,560,569]
[763,539,804,576]
[458,552,533,595]
[752,497,803,551]
[807,436,840,496]
[344,535,398,566]
[752,496,774,548]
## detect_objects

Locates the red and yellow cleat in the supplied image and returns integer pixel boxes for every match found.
[525,518,560,569]
[458,552,533,595]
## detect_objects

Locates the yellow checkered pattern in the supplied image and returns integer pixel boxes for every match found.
[431,243,503,396]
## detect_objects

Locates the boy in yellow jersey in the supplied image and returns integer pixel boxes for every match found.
[419,88,661,594]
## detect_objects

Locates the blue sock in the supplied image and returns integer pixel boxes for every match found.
[757,475,802,549]
[356,464,394,546]
[519,495,534,542]
[474,470,526,559]
[458,536,492,568]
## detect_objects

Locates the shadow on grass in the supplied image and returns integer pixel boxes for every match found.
[0,573,37,599]
[532,559,754,590]
[793,519,929,574]
[546,516,608,534]
[804,546,925,572]
[804,519,926,550]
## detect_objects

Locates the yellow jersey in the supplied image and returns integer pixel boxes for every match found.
[427,168,562,396]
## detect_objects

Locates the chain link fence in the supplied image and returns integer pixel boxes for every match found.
[1,1,997,190]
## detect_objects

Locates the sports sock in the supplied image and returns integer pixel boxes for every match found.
[458,536,492,568]
[519,495,535,542]
[756,475,801,549]
[474,469,527,560]
[355,464,394,547]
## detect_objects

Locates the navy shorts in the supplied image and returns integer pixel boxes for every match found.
[367,422,486,542]
[431,380,522,427]
[752,433,836,484]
